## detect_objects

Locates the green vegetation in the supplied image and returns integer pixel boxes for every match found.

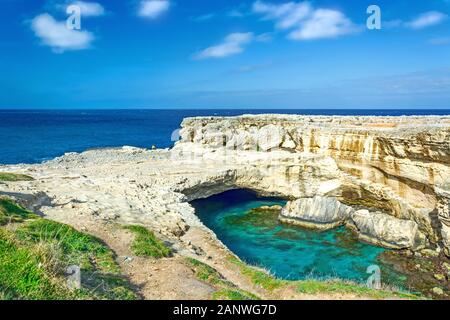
[0,172,34,182]
[123,225,171,258]
[186,257,222,283]
[16,219,119,273]
[0,229,74,300]
[185,257,259,300]
[296,279,418,299]
[212,289,258,300]
[227,256,420,299]
[0,198,137,300]
[0,197,39,225]
[227,256,285,291]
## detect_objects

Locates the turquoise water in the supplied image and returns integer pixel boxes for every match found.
[191,190,390,283]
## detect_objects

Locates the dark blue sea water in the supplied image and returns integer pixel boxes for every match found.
[1,109,449,164]
[191,190,403,284]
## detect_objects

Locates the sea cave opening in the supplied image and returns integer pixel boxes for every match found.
[190,189,407,287]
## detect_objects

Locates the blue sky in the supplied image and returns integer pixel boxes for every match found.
[0,0,449,109]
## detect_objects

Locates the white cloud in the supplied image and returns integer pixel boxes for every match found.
[71,1,105,17]
[255,32,273,42]
[288,9,355,40]
[138,0,170,19]
[31,13,94,53]
[252,0,311,29]
[252,1,357,40]
[406,11,447,29]
[195,32,254,59]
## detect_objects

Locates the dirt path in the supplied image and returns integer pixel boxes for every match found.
[45,214,215,300]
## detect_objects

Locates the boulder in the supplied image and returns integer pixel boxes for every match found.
[279,196,354,230]
[349,209,426,250]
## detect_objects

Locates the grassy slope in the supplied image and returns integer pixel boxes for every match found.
[0,198,136,300]
[0,197,40,225]
[123,225,172,258]
[0,230,74,300]
[185,257,260,300]
[227,256,421,300]
[0,173,34,182]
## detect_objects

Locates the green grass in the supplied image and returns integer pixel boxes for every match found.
[296,279,419,299]
[227,256,420,299]
[227,256,285,291]
[0,197,137,300]
[0,173,34,182]
[185,257,259,300]
[0,229,75,300]
[212,289,259,300]
[15,219,119,273]
[0,197,39,226]
[186,257,221,283]
[124,225,171,258]
[14,219,136,300]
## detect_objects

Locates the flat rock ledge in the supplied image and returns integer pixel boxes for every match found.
[280,196,427,250]
[349,209,426,250]
[279,196,354,230]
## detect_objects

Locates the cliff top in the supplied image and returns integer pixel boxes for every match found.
[181,114,450,132]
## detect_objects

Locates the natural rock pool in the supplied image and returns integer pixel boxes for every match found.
[191,190,406,285]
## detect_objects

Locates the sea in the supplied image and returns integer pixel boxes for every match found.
[0,109,449,164]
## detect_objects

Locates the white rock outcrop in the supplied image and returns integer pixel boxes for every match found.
[280,196,353,230]
[257,124,284,151]
[349,209,426,249]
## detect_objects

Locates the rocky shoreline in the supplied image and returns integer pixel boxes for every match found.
[1,114,450,298]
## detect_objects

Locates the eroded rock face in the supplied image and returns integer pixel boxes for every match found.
[257,124,285,151]
[179,115,450,254]
[280,196,353,230]
[349,210,426,250]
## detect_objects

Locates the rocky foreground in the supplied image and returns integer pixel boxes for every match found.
[1,114,450,299]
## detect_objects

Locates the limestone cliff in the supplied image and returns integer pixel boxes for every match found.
[177,115,450,253]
